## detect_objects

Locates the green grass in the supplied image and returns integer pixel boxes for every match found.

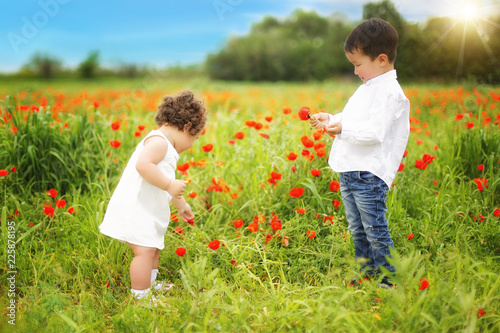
[0,78,499,332]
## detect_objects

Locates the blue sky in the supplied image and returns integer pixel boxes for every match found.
[1,0,498,72]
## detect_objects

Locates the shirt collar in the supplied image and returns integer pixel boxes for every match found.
[365,69,397,86]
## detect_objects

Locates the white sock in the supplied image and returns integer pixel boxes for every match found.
[151,269,159,283]
[130,288,150,300]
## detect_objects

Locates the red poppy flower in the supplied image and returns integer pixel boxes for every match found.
[333,200,341,209]
[270,171,282,181]
[287,152,298,161]
[282,107,292,114]
[477,164,484,171]
[407,233,414,240]
[202,143,213,152]
[270,221,282,231]
[174,226,184,235]
[467,122,474,129]
[93,102,100,108]
[268,171,282,185]
[254,122,263,130]
[398,163,405,172]
[244,120,256,127]
[295,208,306,214]
[248,221,259,232]
[47,188,58,198]
[259,132,270,139]
[311,169,321,177]
[265,234,272,242]
[44,206,55,217]
[134,130,141,137]
[233,219,243,228]
[289,187,305,198]
[235,131,245,139]
[298,107,311,120]
[419,279,429,290]
[171,213,179,221]
[138,124,146,131]
[188,192,197,198]
[109,140,122,148]
[10,166,16,173]
[56,199,66,208]
[208,239,220,250]
[494,209,500,217]
[231,260,237,266]
[404,149,409,157]
[67,207,75,214]
[228,139,236,145]
[316,148,327,157]
[177,163,190,173]
[111,121,120,131]
[415,160,427,170]
[329,180,340,191]
[0,169,8,176]
[186,218,194,226]
[477,307,486,318]
[175,247,186,256]
[291,166,297,173]
[265,116,273,122]
[472,178,488,191]
[300,135,314,148]
[307,230,316,239]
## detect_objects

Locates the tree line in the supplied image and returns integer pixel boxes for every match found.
[7,0,500,83]
[206,0,500,83]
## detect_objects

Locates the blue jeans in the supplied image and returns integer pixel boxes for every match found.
[339,171,395,275]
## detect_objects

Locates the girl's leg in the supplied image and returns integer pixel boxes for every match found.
[152,248,161,270]
[128,243,157,290]
[150,249,161,283]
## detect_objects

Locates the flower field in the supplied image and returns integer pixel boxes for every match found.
[1,79,499,332]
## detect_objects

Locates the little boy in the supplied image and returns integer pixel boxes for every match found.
[310,18,410,287]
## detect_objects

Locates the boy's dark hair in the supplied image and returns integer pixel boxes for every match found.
[155,89,207,136]
[344,18,398,63]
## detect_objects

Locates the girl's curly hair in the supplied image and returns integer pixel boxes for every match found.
[155,90,207,136]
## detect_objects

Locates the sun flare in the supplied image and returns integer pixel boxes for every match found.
[459,2,478,20]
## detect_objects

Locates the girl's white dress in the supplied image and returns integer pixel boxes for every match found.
[99,130,179,250]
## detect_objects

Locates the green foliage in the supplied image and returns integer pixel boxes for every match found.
[0,96,111,196]
[0,80,499,332]
[78,51,100,79]
[20,52,62,79]
[206,1,500,83]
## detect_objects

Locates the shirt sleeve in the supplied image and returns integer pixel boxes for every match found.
[339,92,406,146]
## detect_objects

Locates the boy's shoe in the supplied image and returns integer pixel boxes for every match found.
[377,276,394,289]
[151,281,174,293]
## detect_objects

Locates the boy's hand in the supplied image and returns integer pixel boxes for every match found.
[310,113,329,129]
[325,122,342,136]
[167,179,188,199]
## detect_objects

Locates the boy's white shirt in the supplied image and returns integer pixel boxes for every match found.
[327,69,410,189]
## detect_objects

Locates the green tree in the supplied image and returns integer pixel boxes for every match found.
[21,52,62,79]
[78,51,100,79]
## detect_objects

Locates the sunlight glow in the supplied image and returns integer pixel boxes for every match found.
[459,3,478,20]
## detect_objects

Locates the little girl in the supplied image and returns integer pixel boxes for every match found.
[99,89,207,300]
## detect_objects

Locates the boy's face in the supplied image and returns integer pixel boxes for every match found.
[345,49,387,83]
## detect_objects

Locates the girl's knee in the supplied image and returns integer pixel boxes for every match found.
[129,243,158,258]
